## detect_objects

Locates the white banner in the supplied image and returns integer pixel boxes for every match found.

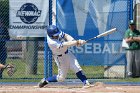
[9,0,49,37]
[136,0,140,4]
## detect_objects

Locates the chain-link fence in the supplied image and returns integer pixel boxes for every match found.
[56,0,131,79]
[0,0,134,83]
[5,40,44,79]
[0,0,46,82]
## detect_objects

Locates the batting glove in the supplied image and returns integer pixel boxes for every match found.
[77,39,86,46]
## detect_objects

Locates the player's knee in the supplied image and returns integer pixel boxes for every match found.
[57,75,66,82]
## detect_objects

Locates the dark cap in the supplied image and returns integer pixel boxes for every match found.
[129,20,135,25]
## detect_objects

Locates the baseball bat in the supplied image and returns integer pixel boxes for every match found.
[86,28,117,42]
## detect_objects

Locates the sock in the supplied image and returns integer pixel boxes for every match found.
[47,75,57,82]
[76,71,87,84]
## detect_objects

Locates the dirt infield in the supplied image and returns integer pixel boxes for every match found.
[0,82,140,93]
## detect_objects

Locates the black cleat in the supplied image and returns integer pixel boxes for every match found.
[38,78,48,88]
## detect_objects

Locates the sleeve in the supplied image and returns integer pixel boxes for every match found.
[47,36,63,49]
[137,30,140,36]
[64,33,75,41]
[124,30,130,39]
[52,32,77,48]
[59,31,65,39]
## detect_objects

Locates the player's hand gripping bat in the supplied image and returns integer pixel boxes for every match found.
[86,28,117,42]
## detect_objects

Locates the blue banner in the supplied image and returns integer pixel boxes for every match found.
[56,0,129,65]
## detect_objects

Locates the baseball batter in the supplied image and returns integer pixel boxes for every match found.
[38,25,90,88]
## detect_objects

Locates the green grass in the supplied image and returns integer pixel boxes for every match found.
[1,58,140,83]
[0,58,44,82]
[52,62,104,79]
[108,78,140,82]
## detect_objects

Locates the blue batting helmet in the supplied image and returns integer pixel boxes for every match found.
[47,25,61,37]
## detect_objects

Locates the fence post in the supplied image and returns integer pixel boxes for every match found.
[44,0,53,78]
[25,38,38,75]
[48,0,53,77]
[44,38,48,78]
[129,0,133,20]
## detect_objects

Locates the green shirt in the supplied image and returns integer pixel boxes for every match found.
[124,29,140,50]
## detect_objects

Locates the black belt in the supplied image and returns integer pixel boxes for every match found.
[57,50,68,57]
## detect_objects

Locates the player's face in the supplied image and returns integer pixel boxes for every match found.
[52,35,59,39]
[129,25,135,31]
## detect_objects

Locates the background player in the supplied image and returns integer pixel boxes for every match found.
[38,25,91,88]
[0,63,15,77]
[124,20,140,78]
